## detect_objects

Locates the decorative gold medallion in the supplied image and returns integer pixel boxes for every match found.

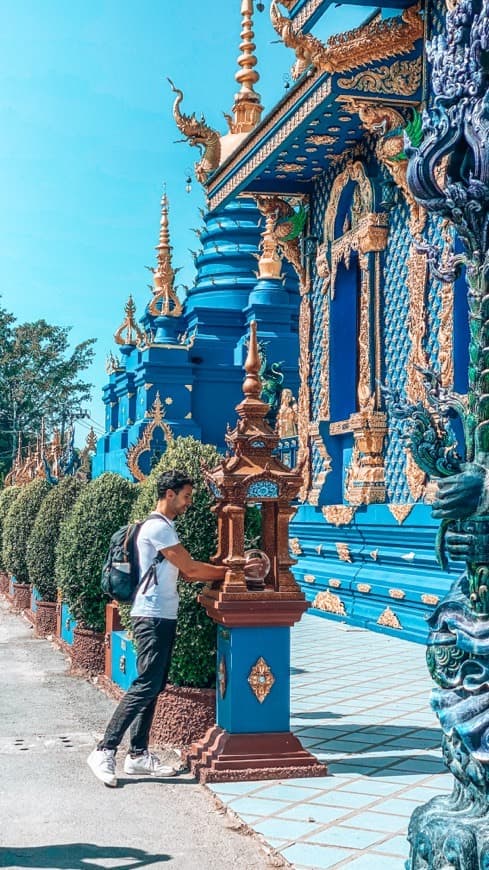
[303,574,316,583]
[329,578,342,589]
[357,583,371,594]
[389,588,406,600]
[248,657,275,703]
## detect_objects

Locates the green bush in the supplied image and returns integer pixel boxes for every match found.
[55,473,138,632]
[3,479,52,584]
[0,486,22,571]
[121,436,262,689]
[26,477,86,601]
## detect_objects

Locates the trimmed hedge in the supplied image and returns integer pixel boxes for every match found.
[26,477,86,601]
[0,487,22,572]
[55,473,138,632]
[3,479,52,584]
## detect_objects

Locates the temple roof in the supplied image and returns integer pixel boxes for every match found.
[205,5,422,210]
[286,0,414,31]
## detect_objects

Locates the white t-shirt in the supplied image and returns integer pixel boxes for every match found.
[130,514,180,620]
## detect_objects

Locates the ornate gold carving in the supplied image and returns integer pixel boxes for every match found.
[357,583,371,594]
[298,292,312,501]
[377,606,402,629]
[322,505,356,526]
[388,504,414,524]
[438,221,455,387]
[168,79,221,184]
[370,549,379,560]
[218,655,227,700]
[114,296,145,347]
[105,351,124,375]
[313,590,346,615]
[324,162,373,242]
[278,162,305,173]
[253,194,308,292]
[344,410,387,505]
[330,214,388,293]
[421,593,440,606]
[303,574,316,583]
[389,588,406,600]
[126,393,173,482]
[329,578,342,589]
[208,77,332,208]
[405,245,429,500]
[306,134,337,145]
[271,3,422,79]
[248,657,275,703]
[276,388,298,438]
[336,542,352,562]
[289,537,303,555]
[337,58,422,96]
[148,193,182,319]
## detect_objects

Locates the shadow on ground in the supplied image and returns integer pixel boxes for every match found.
[0,843,170,869]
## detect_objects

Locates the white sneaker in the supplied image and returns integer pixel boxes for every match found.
[124,750,177,777]
[87,748,117,787]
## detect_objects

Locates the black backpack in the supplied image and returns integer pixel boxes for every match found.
[101,513,170,604]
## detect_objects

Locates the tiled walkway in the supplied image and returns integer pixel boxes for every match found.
[208,615,450,869]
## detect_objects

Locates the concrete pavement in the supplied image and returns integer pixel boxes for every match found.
[0,600,275,870]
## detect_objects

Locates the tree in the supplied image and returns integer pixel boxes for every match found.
[0,301,96,477]
[0,486,22,572]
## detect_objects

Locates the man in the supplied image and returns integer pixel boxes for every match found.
[87,468,226,787]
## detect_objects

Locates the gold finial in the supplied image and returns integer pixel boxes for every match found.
[114,295,145,346]
[85,427,97,453]
[149,192,183,318]
[242,321,262,399]
[258,213,282,279]
[228,0,263,134]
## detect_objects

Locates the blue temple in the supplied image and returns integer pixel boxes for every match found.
[93,0,466,644]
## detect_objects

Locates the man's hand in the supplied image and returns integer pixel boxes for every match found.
[432,464,486,521]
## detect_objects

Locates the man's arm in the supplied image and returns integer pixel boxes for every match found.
[161,543,226,582]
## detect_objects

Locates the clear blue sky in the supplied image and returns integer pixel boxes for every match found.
[0,1,372,443]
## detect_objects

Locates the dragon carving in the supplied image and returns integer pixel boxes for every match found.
[270,1,423,81]
[254,195,308,292]
[168,79,221,185]
[339,99,425,236]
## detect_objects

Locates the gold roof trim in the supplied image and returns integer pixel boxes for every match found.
[126,392,174,482]
[114,296,145,347]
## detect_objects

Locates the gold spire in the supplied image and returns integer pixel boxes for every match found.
[242,320,263,401]
[85,427,97,453]
[258,213,282,279]
[114,296,145,347]
[149,192,183,318]
[228,0,263,134]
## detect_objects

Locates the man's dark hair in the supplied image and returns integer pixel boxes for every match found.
[156,469,194,498]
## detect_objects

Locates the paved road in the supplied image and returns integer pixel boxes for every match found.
[0,601,274,870]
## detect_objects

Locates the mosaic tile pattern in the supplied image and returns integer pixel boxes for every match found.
[209,614,450,869]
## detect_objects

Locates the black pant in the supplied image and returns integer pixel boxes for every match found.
[99,617,177,754]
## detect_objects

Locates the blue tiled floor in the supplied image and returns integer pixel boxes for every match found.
[209,614,451,869]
